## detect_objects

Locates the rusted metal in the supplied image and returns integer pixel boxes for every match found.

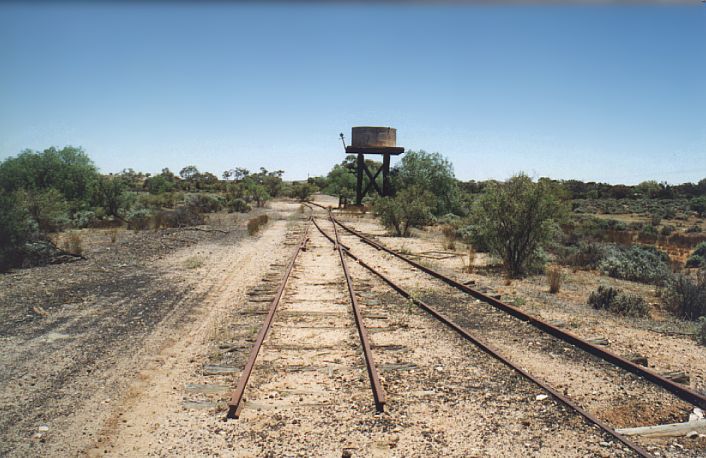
[326,212,385,411]
[333,217,706,412]
[312,219,650,457]
[226,220,311,419]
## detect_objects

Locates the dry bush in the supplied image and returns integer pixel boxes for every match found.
[588,285,649,317]
[662,271,706,320]
[441,225,457,251]
[247,218,259,235]
[62,232,83,256]
[546,265,562,294]
[464,247,476,273]
[152,211,164,231]
[247,214,269,236]
[183,255,205,269]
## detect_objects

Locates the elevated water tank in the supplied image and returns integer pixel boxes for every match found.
[351,126,397,148]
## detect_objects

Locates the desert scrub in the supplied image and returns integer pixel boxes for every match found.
[226,197,251,213]
[661,271,706,320]
[546,265,562,293]
[183,255,205,269]
[468,173,567,277]
[598,245,671,285]
[685,242,706,268]
[464,247,476,273]
[587,285,649,317]
[62,232,83,256]
[126,208,153,231]
[373,186,433,237]
[247,214,269,236]
[185,193,224,213]
[558,241,605,269]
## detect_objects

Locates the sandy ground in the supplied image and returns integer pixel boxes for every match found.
[2,195,704,457]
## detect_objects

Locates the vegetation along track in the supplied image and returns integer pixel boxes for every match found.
[310,200,706,456]
[311,211,651,457]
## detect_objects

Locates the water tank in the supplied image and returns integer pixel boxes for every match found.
[351,127,396,148]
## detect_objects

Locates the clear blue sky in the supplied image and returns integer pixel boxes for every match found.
[1,3,704,184]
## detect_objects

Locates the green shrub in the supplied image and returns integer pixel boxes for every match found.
[469,174,568,277]
[138,192,182,209]
[126,208,153,231]
[662,271,706,320]
[690,197,706,217]
[144,174,176,194]
[588,285,649,317]
[393,150,461,216]
[686,225,702,233]
[153,206,204,229]
[373,186,434,237]
[587,285,619,310]
[640,225,658,236]
[94,175,132,218]
[289,181,316,202]
[226,198,251,213]
[560,242,605,268]
[0,146,98,206]
[598,245,671,285]
[17,188,70,232]
[660,225,675,236]
[72,210,98,228]
[185,193,223,213]
[693,242,706,257]
[0,191,35,271]
[686,254,705,268]
[611,293,649,317]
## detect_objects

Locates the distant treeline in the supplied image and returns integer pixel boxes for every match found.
[459,178,706,200]
[0,146,316,271]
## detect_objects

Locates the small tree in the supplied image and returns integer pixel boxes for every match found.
[373,186,433,237]
[470,173,567,277]
[393,150,460,216]
[324,164,356,207]
[290,181,316,202]
[94,175,133,219]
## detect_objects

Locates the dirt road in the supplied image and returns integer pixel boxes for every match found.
[0,203,298,457]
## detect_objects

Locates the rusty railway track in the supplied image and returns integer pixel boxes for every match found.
[227,215,386,418]
[310,212,651,457]
[226,219,312,419]
[329,214,706,412]
[329,213,386,411]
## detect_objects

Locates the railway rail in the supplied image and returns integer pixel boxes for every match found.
[311,211,651,457]
[227,215,386,418]
[225,202,702,456]
[329,214,706,411]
